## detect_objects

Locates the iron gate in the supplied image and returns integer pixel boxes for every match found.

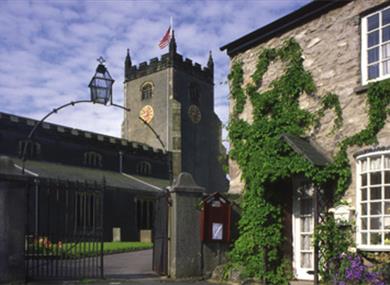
[25,178,104,280]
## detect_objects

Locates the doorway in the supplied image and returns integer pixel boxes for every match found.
[292,178,314,281]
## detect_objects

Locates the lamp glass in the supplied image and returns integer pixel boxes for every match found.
[89,64,114,105]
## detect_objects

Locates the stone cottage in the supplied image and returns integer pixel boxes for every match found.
[221,0,390,281]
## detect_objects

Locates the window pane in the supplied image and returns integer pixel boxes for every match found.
[362,188,368,201]
[362,218,368,230]
[301,199,312,215]
[386,202,390,215]
[383,43,390,59]
[368,64,379,79]
[361,233,368,244]
[301,234,311,250]
[370,157,381,170]
[386,186,390,199]
[383,8,390,25]
[362,203,368,215]
[385,232,390,245]
[362,174,367,186]
[301,217,312,232]
[368,13,380,31]
[371,187,382,200]
[371,202,382,215]
[383,26,390,42]
[370,172,382,185]
[370,217,381,229]
[383,60,390,75]
[370,232,382,245]
[368,30,379,47]
[385,156,390,169]
[301,253,312,268]
[368,47,379,63]
[362,160,368,172]
[385,171,390,183]
[385,217,390,230]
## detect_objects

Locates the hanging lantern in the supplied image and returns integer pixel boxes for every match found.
[88,57,114,105]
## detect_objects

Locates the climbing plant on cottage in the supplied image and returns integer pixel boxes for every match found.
[227,38,390,284]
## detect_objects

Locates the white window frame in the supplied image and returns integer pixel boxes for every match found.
[356,150,390,251]
[361,5,390,85]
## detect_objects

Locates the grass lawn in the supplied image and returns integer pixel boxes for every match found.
[28,240,153,258]
[103,241,152,254]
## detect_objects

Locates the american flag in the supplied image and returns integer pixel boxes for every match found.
[158,26,172,49]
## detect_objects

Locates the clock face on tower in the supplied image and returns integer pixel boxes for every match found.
[139,105,154,123]
[188,104,201,124]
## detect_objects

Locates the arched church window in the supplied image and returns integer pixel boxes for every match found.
[189,83,200,106]
[84,151,103,168]
[141,82,153,100]
[18,140,41,158]
[136,161,152,176]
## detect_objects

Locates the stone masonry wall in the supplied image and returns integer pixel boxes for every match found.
[228,0,389,206]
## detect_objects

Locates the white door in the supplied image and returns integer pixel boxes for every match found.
[293,180,314,280]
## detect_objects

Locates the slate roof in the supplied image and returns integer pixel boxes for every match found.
[0,111,164,155]
[281,134,331,167]
[0,156,167,195]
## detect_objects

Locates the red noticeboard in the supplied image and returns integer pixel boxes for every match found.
[200,192,231,243]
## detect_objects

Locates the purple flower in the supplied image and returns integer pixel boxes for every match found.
[332,253,384,285]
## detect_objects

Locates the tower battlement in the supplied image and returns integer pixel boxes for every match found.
[125,52,213,83]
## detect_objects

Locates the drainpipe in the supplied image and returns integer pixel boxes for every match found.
[119,151,123,173]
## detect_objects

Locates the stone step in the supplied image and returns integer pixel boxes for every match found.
[289,281,314,285]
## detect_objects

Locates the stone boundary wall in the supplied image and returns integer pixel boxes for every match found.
[0,177,26,283]
[228,0,388,206]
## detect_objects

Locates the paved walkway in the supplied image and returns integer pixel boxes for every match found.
[104,249,156,279]
[103,249,216,284]
[28,249,215,284]
[28,250,312,284]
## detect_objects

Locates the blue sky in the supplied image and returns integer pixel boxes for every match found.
[0,0,310,141]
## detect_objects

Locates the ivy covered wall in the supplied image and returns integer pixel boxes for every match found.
[225,0,390,283]
[227,0,389,204]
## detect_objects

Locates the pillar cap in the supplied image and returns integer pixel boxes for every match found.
[171,172,204,193]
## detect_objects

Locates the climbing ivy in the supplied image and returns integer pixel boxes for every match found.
[316,92,343,133]
[228,63,246,116]
[227,38,390,284]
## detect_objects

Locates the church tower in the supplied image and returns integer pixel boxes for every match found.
[122,32,228,192]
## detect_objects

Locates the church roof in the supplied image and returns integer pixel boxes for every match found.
[1,157,167,195]
[0,111,163,154]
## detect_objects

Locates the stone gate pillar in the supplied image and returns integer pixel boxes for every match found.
[0,156,27,283]
[169,172,204,279]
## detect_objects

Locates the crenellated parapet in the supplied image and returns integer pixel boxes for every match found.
[0,112,165,156]
[125,52,213,84]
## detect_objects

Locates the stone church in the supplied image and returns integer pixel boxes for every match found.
[122,32,228,193]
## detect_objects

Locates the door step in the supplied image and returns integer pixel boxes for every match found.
[290,281,314,285]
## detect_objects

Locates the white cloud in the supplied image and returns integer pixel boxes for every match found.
[0,0,310,143]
